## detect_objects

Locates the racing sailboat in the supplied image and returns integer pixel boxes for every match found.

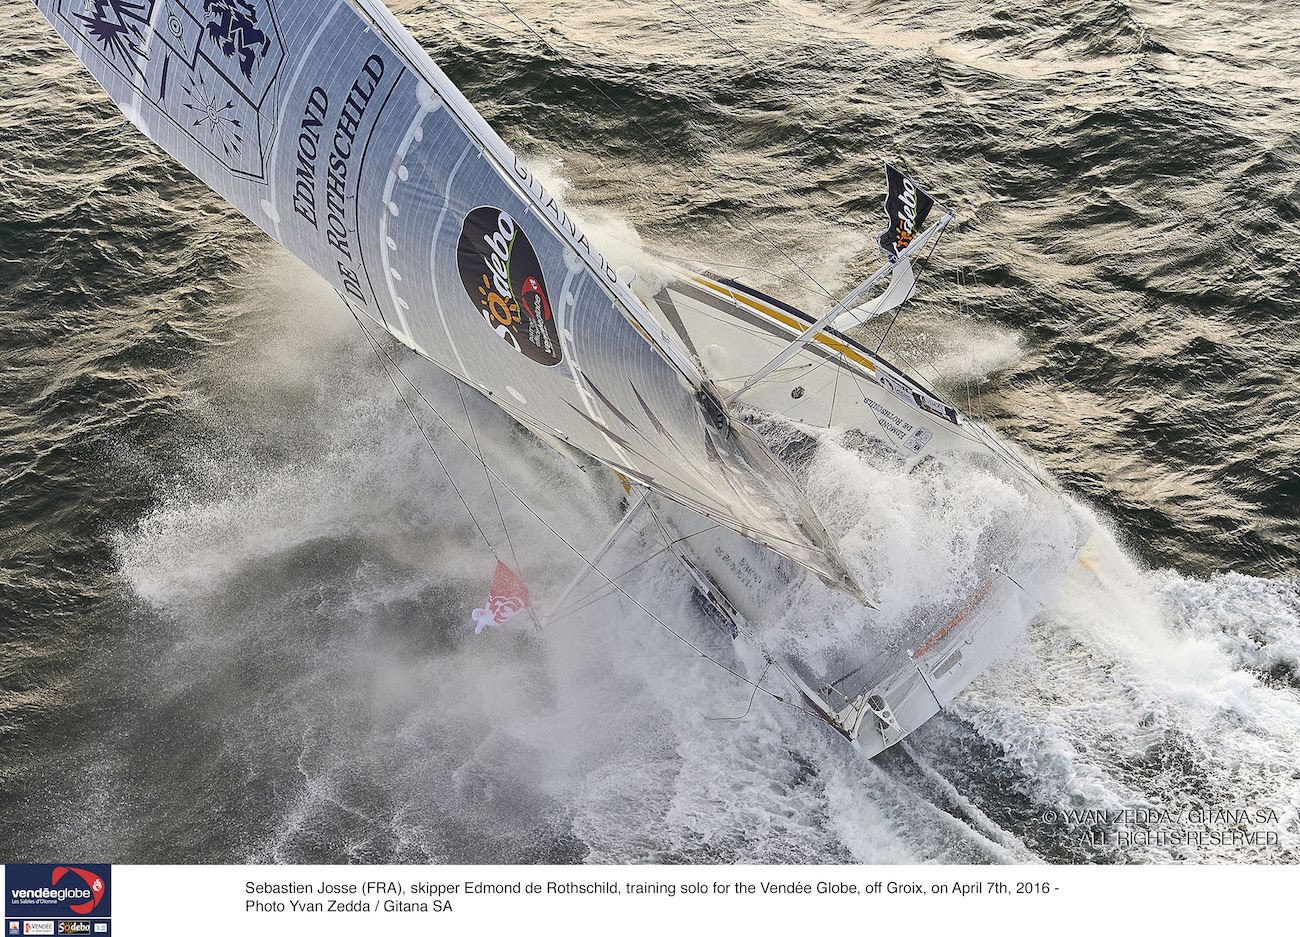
[33,0,1087,756]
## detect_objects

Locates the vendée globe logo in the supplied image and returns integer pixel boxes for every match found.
[52,868,105,915]
[6,864,110,920]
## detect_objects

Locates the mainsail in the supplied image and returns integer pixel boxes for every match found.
[35,0,865,599]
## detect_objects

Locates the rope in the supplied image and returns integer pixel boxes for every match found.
[704,662,771,722]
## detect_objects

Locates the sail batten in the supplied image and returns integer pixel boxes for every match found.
[34,0,863,598]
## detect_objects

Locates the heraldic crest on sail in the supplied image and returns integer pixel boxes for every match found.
[35,0,1090,757]
[55,0,284,177]
[202,0,275,81]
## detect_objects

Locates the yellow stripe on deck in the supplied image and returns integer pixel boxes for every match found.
[692,278,878,374]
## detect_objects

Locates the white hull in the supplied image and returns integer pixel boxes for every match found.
[629,270,1090,756]
[30,0,1086,761]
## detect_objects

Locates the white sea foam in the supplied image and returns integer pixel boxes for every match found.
[523,155,678,300]
[114,250,1300,863]
[950,520,1300,860]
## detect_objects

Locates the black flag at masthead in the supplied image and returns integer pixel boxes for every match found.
[878,164,936,260]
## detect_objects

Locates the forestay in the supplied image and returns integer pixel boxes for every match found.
[34,0,867,600]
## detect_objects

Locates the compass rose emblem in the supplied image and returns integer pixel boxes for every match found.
[180,71,244,157]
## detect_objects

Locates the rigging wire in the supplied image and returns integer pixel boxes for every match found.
[545,545,676,621]
[351,314,835,726]
[351,309,496,554]
[828,349,844,429]
[473,0,836,300]
[548,522,731,623]
[452,380,538,627]
[661,0,749,63]
[875,227,946,355]
[704,662,771,722]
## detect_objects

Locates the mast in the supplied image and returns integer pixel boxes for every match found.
[33,0,869,602]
